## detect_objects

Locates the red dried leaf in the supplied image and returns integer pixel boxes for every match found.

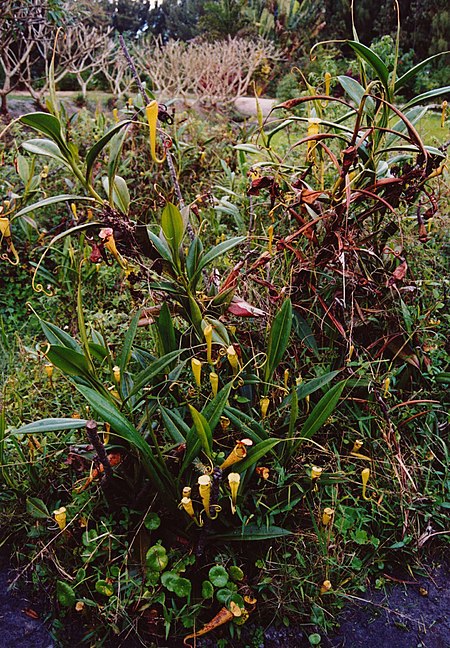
[228,296,266,317]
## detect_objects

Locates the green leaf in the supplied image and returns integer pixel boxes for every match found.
[146,545,168,571]
[264,298,292,385]
[146,229,173,262]
[395,52,450,92]
[223,406,268,442]
[40,319,82,352]
[75,385,169,494]
[292,312,319,356]
[16,154,30,183]
[155,302,176,356]
[56,581,76,607]
[208,566,229,587]
[144,512,161,531]
[126,349,185,399]
[385,106,429,147]
[47,346,91,377]
[403,86,450,110]
[86,120,132,183]
[228,566,244,582]
[26,497,50,519]
[347,41,390,94]
[181,381,233,472]
[161,202,185,254]
[299,381,345,442]
[17,418,88,435]
[118,311,141,374]
[235,439,281,473]
[202,580,214,598]
[160,407,188,443]
[186,237,204,284]
[20,113,68,153]
[102,175,130,214]
[108,126,130,190]
[337,76,375,114]
[188,405,212,457]
[21,139,71,167]
[189,237,245,288]
[88,342,109,361]
[211,525,292,541]
[282,371,342,408]
[13,194,97,219]
[161,572,191,598]
[95,580,114,597]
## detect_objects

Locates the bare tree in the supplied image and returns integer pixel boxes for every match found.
[132,36,282,104]
[102,50,136,99]
[0,0,65,114]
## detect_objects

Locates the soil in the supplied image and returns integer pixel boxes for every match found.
[0,558,449,647]
[196,558,450,648]
[0,554,54,648]
[326,559,450,648]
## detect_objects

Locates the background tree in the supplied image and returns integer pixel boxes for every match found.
[146,0,205,41]
[199,0,249,39]
[0,0,66,114]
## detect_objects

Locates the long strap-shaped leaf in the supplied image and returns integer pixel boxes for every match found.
[297,381,346,446]
[180,381,233,474]
[264,298,292,387]
[76,385,175,497]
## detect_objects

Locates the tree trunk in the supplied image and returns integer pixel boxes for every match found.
[0,93,9,115]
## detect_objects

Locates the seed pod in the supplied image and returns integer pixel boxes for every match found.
[267,225,274,255]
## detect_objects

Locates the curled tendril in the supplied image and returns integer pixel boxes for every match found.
[1,240,19,266]
[193,456,214,475]
[207,504,221,520]
[232,377,245,390]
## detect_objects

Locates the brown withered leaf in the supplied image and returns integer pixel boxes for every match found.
[247,175,278,196]
[298,189,324,205]
[387,260,408,286]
